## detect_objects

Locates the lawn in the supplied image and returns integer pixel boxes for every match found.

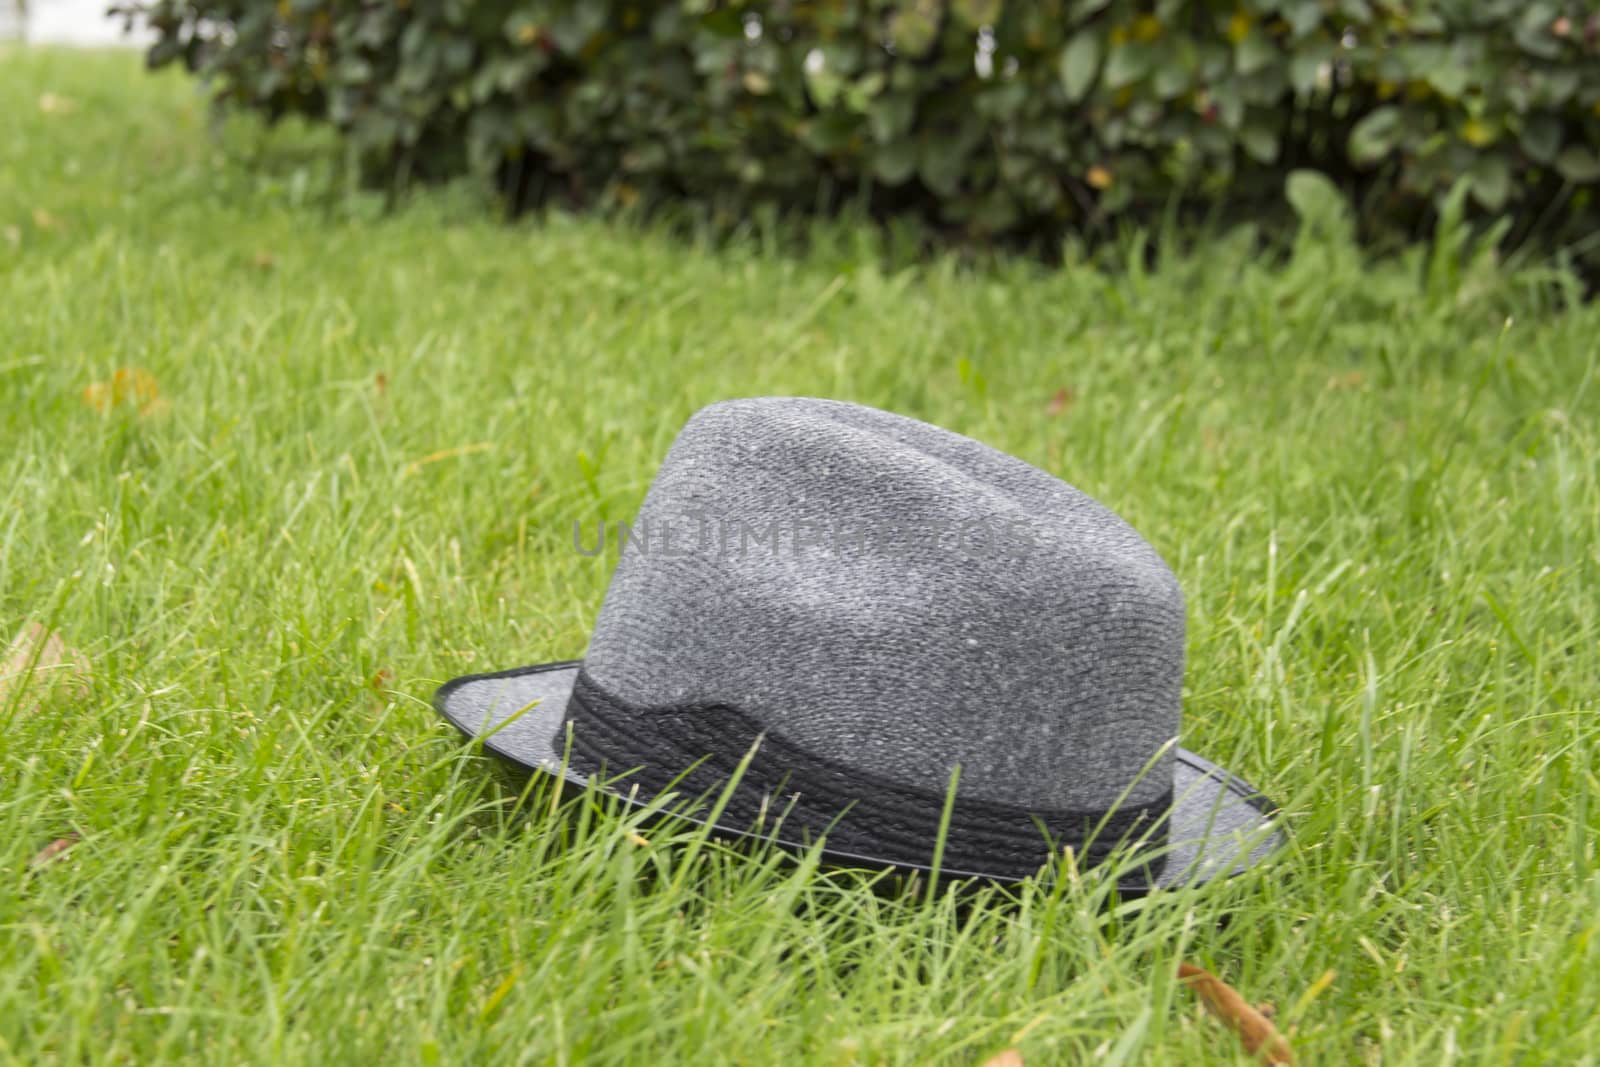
[3,48,1599,1065]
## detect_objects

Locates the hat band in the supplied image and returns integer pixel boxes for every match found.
[560,670,1170,882]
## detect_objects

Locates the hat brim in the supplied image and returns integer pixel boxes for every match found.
[434,661,1284,892]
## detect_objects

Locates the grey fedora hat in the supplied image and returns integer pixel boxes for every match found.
[436,398,1283,889]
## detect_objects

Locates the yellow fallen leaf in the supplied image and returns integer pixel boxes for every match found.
[401,442,495,477]
[82,367,167,416]
[116,367,160,407]
[1287,968,1337,1023]
[478,964,522,1022]
[1178,961,1293,1065]
[979,1050,1024,1067]
[1461,119,1496,148]
[1130,14,1162,41]
[2,622,91,716]
[82,381,113,413]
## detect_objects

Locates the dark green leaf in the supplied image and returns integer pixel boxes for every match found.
[1103,42,1152,89]
[798,111,859,153]
[1239,121,1278,163]
[973,81,1029,119]
[1468,154,1511,210]
[1151,48,1190,99]
[918,135,972,196]
[869,92,917,142]
[1537,68,1580,106]
[549,5,608,54]
[1285,169,1348,228]
[1058,33,1102,102]
[889,0,942,58]
[1128,99,1162,128]
[1425,64,1470,98]
[1212,81,1244,129]
[1234,29,1276,75]
[146,35,184,68]
[1518,114,1562,164]
[952,0,1003,30]
[337,56,375,84]
[873,139,918,184]
[1195,41,1230,80]
[1283,0,1323,38]
[842,71,887,114]
[1556,146,1600,183]
[1288,44,1330,94]
[1514,7,1563,58]
[804,65,843,109]
[1348,106,1403,165]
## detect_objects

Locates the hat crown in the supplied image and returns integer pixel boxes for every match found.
[580,397,1184,814]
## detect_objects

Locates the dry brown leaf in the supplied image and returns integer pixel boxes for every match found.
[38,92,78,114]
[2,622,91,715]
[1178,962,1293,1065]
[1326,370,1366,390]
[1046,387,1077,417]
[29,834,80,869]
[979,1050,1024,1067]
[251,250,277,270]
[31,207,62,231]
[375,371,389,396]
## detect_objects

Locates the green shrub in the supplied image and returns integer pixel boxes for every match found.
[127,0,1600,252]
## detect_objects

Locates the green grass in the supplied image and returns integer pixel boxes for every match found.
[3,48,1599,1065]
